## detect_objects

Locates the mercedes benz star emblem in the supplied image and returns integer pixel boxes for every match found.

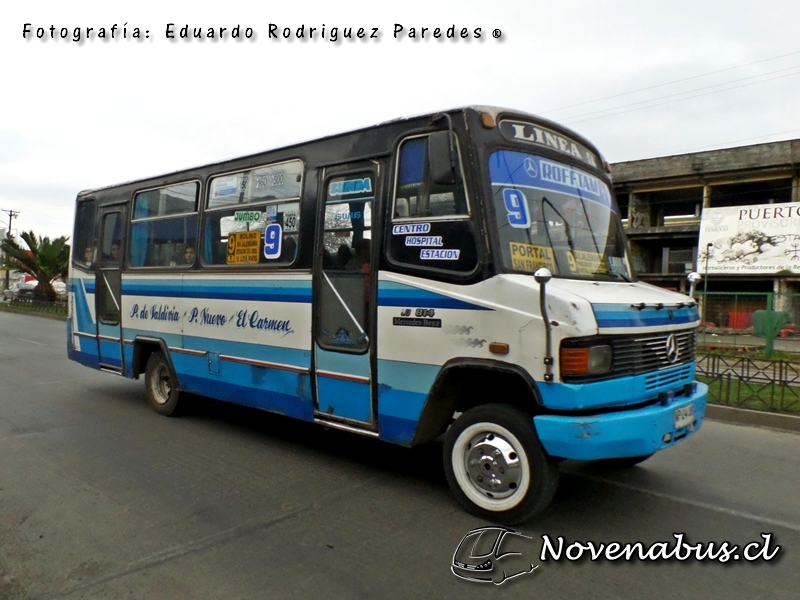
[524,157,538,179]
[665,333,679,363]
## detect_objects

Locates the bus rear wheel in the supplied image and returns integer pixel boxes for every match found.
[145,351,181,416]
[444,404,559,524]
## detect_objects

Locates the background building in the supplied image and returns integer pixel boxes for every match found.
[611,139,800,328]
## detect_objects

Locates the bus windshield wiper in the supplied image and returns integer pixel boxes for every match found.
[541,197,574,252]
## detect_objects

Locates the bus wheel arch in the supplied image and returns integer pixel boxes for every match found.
[132,337,171,379]
[444,403,559,523]
[412,360,543,446]
[145,350,182,416]
[133,338,182,417]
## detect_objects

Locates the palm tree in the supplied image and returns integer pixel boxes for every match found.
[1,231,70,301]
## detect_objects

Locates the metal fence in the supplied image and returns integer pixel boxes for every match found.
[696,354,800,413]
[2,298,67,316]
[696,291,800,357]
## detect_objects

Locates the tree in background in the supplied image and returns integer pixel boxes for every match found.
[0,231,70,301]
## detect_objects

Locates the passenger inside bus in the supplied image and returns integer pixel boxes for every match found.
[336,244,352,269]
[108,241,122,263]
[346,239,370,271]
[278,235,297,263]
[183,244,196,265]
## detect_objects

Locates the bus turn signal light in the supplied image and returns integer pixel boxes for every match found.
[560,345,612,376]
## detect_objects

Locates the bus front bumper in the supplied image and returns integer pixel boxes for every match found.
[533,382,708,461]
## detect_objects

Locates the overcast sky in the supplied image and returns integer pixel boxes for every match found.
[2,0,799,242]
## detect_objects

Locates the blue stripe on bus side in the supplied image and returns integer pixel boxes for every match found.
[376,359,440,446]
[174,353,314,422]
[376,281,491,311]
[121,281,313,303]
[118,330,313,372]
[317,377,372,422]
[121,279,489,311]
[182,335,311,368]
[73,280,95,333]
[592,304,698,328]
[122,328,183,349]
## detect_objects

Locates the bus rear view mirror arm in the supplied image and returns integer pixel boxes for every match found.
[428,131,457,185]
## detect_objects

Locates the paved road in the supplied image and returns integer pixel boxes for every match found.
[1,312,798,599]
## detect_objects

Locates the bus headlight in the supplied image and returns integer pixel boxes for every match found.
[560,345,612,376]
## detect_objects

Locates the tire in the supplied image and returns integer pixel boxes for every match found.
[444,404,559,524]
[598,454,654,468]
[144,351,182,416]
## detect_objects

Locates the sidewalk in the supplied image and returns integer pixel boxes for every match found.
[706,404,800,434]
[698,331,800,354]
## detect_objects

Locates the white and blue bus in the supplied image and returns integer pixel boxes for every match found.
[67,106,707,523]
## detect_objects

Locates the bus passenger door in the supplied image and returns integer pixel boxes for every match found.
[313,163,378,428]
[95,207,125,371]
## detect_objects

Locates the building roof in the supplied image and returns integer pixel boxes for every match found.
[611,138,800,185]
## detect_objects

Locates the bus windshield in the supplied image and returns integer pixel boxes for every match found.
[489,149,633,281]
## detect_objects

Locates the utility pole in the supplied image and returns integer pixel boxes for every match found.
[701,242,713,325]
[1,208,20,293]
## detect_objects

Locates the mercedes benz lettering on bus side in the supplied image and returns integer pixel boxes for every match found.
[67,106,707,523]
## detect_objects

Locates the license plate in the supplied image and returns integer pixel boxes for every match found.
[674,404,694,430]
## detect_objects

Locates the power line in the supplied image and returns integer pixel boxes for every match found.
[562,69,800,125]
[540,49,800,114]
[558,64,800,122]
[675,128,800,153]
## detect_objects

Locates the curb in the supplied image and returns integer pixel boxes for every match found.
[0,306,67,321]
[706,404,800,433]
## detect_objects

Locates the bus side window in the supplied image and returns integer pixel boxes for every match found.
[202,161,303,268]
[73,199,98,270]
[394,136,468,219]
[129,182,199,269]
[387,134,478,275]
[201,202,300,267]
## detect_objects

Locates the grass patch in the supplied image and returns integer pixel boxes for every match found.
[698,375,800,415]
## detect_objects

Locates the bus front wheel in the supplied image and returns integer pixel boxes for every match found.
[145,351,181,416]
[444,404,559,524]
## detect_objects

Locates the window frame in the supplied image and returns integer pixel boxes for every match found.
[72,198,98,272]
[201,159,305,269]
[128,179,201,270]
[391,133,472,223]
[386,132,480,279]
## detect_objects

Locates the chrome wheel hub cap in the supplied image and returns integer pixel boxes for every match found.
[464,432,522,500]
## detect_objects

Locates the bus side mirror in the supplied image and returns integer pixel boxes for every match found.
[428,131,457,185]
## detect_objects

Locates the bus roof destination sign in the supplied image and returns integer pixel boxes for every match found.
[499,119,600,169]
